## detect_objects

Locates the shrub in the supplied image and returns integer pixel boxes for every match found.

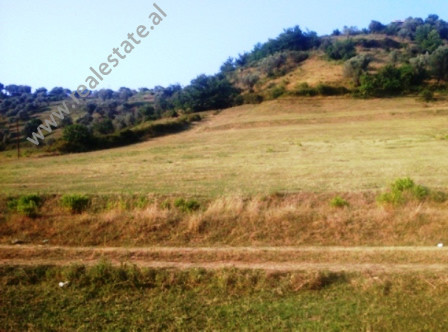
[61,194,90,214]
[15,194,43,217]
[391,177,415,192]
[359,65,420,97]
[61,124,95,153]
[343,55,371,86]
[243,93,264,104]
[420,89,435,102]
[269,85,286,99]
[174,198,200,213]
[377,177,430,205]
[316,84,349,96]
[160,200,171,210]
[290,51,309,64]
[293,83,318,97]
[431,191,448,203]
[325,39,356,61]
[259,53,287,77]
[330,196,349,208]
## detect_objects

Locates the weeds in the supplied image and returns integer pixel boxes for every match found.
[174,198,201,213]
[61,194,90,214]
[8,194,43,218]
[330,196,349,208]
[377,177,430,205]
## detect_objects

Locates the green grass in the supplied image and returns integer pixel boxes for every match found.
[2,264,448,331]
[1,97,448,197]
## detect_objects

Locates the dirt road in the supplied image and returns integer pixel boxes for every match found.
[1,245,448,272]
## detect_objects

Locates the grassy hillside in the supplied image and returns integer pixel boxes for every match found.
[1,97,447,196]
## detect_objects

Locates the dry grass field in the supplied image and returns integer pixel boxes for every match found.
[2,95,448,330]
[1,96,448,196]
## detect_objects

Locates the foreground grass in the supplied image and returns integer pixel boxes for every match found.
[2,191,448,247]
[1,97,448,196]
[1,264,448,331]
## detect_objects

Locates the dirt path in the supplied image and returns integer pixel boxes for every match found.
[1,245,448,272]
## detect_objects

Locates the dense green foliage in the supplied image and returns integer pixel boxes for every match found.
[324,39,356,60]
[62,124,95,153]
[358,64,424,97]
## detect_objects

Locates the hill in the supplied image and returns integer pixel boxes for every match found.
[2,96,448,196]
[3,14,448,331]
[1,15,448,155]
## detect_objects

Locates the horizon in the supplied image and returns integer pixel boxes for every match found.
[1,0,448,91]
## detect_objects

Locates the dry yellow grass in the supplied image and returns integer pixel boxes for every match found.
[1,97,448,196]
[2,193,448,247]
[283,55,348,88]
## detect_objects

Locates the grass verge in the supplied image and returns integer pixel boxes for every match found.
[1,264,448,331]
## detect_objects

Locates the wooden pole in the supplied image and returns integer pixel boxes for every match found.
[16,118,20,159]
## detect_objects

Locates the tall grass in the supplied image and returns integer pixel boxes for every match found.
[1,190,448,246]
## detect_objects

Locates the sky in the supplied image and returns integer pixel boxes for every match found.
[1,0,447,91]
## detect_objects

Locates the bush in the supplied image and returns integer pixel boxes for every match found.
[344,55,371,86]
[15,194,43,217]
[61,124,95,153]
[61,194,90,214]
[330,196,349,208]
[359,65,421,97]
[269,85,286,99]
[431,191,448,203]
[325,39,356,61]
[391,177,415,192]
[174,198,200,213]
[316,84,349,96]
[290,51,309,64]
[293,83,318,97]
[420,89,435,102]
[377,177,430,205]
[243,93,264,104]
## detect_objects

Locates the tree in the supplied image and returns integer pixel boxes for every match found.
[332,29,341,36]
[241,73,260,89]
[220,57,236,73]
[369,20,385,33]
[182,74,239,112]
[415,25,442,53]
[34,87,47,96]
[17,110,29,121]
[430,46,448,82]
[62,124,94,152]
[154,84,183,112]
[342,26,360,36]
[118,87,133,101]
[85,103,97,114]
[259,53,287,76]
[344,55,371,86]
[409,54,430,82]
[139,105,157,120]
[325,39,356,60]
[425,14,439,25]
[23,118,43,138]
[97,89,114,101]
[93,119,114,135]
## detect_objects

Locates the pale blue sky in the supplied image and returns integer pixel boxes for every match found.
[1,0,447,91]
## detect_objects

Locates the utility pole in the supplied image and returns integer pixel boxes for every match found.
[16,117,20,159]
